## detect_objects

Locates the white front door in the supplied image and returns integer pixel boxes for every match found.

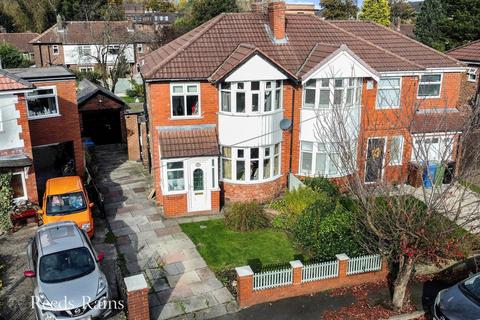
[187,159,211,212]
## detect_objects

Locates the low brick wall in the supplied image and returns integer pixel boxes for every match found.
[236,254,388,308]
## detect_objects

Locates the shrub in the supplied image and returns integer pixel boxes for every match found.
[304,176,340,198]
[293,197,364,261]
[224,201,270,232]
[0,172,13,232]
[270,187,324,230]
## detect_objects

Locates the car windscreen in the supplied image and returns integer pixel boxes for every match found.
[463,274,480,300]
[39,247,95,283]
[46,192,86,215]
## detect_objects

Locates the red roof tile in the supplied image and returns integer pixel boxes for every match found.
[0,32,39,53]
[158,126,220,159]
[0,70,34,92]
[447,40,480,63]
[142,13,460,81]
[411,111,467,133]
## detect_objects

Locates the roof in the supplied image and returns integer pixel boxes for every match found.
[411,110,466,133]
[6,66,75,81]
[77,79,126,107]
[447,40,480,63]
[0,155,32,168]
[157,125,220,159]
[37,221,85,256]
[30,21,153,45]
[141,13,462,81]
[0,32,39,52]
[45,176,84,195]
[0,69,34,92]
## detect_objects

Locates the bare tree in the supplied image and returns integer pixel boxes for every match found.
[306,67,480,310]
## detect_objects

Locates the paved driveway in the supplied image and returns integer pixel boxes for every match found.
[94,145,237,320]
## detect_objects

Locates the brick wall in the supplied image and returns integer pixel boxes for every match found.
[126,113,141,161]
[162,193,187,217]
[236,255,388,308]
[28,79,84,177]
[124,274,149,320]
[222,177,285,203]
[33,44,65,67]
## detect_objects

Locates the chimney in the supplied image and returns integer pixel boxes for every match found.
[56,14,64,32]
[268,1,286,42]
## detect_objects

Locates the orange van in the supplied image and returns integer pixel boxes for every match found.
[38,176,94,237]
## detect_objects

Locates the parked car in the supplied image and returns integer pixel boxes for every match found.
[38,176,95,237]
[434,272,480,319]
[24,221,110,319]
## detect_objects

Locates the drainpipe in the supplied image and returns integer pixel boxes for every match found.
[141,73,152,172]
[287,85,296,188]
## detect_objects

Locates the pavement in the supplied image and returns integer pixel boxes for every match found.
[93,144,237,320]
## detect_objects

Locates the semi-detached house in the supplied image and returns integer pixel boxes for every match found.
[141,1,469,217]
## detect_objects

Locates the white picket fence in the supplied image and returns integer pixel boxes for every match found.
[347,254,382,275]
[302,260,339,283]
[253,267,293,291]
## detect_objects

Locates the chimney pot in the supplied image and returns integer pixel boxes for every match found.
[268,1,286,41]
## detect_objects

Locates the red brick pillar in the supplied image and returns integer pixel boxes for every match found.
[124,274,150,320]
[290,260,303,285]
[336,253,350,279]
[235,266,254,308]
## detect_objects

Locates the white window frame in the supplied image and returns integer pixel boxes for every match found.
[79,66,94,73]
[376,77,401,109]
[417,73,443,99]
[389,136,404,166]
[220,143,281,183]
[163,160,186,194]
[11,171,27,201]
[468,67,478,83]
[137,44,144,53]
[78,45,91,57]
[302,78,362,110]
[26,86,60,120]
[219,80,283,115]
[170,83,201,119]
[411,134,455,162]
[299,140,346,178]
[52,45,59,55]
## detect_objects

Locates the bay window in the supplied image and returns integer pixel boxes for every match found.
[171,83,200,117]
[418,74,442,98]
[219,80,282,114]
[303,78,362,109]
[166,161,185,191]
[412,135,453,162]
[26,86,59,119]
[221,143,281,182]
[376,77,401,109]
[300,141,346,177]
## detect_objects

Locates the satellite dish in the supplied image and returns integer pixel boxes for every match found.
[280,118,292,131]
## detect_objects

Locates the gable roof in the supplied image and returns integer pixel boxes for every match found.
[0,69,34,92]
[30,21,152,45]
[77,79,126,106]
[141,13,462,81]
[0,32,39,53]
[447,40,480,63]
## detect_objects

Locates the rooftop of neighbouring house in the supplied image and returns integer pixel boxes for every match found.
[141,10,462,81]
[0,32,39,53]
[0,69,34,92]
[6,66,75,81]
[30,20,154,45]
[77,79,126,107]
[447,40,480,64]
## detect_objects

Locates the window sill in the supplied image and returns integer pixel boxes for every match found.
[28,113,61,120]
[416,95,441,99]
[297,172,350,179]
[163,190,187,196]
[169,116,203,120]
[218,109,283,117]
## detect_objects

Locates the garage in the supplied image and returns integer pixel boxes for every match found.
[77,79,127,145]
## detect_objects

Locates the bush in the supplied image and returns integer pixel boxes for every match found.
[304,176,340,198]
[0,172,13,232]
[270,187,324,230]
[293,197,364,261]
[224,201,270,232]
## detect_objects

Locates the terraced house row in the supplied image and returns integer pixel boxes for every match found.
[140,1,474,217]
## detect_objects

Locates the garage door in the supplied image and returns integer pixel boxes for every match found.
[82,110,122,145]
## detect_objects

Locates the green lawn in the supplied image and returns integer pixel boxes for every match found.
[180,219,302,271]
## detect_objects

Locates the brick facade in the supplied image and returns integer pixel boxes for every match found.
[126,113,141,161]
[222,178,284,203]
[28,79,84,177]
[33,44,65,67]
[124,275,150,320]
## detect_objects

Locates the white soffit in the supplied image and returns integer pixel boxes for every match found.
[225,54,288,82]
[303,47,379,83]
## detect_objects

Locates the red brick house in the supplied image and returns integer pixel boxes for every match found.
[141,2,468,217]
[0,32,39,62]
[0,66,84,202]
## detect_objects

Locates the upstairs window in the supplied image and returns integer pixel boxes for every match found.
[468,68,478,83]
[220,81,282,114]
[137,44,144,53]
[171,83,200,117]
[78,45,91,57]
[303,78,362,109]
[418,74,442,98]
[26,86,59,119]
[107,45,120,55]
[376,77,401,109]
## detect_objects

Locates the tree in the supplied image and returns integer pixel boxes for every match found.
[320,0,358,20]
[0,43,32,68]
[309,68,480,311]
[145,0,176,12]
[0,172,13,233]
[414,0,447,51]
[360,0,391,27]
[389,0,415,27]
